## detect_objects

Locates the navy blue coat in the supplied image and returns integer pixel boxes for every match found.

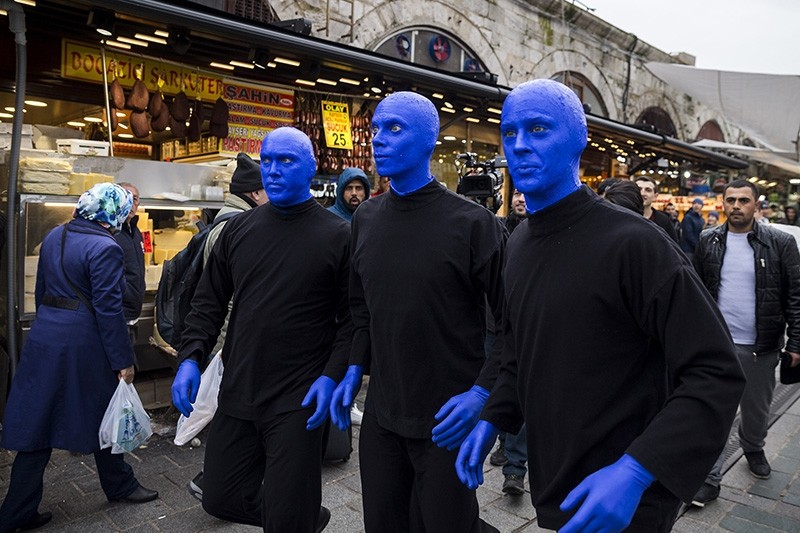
[2,218,134,453]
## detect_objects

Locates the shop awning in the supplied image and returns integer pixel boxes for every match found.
[693,139,800,176]
[646,62,800,156]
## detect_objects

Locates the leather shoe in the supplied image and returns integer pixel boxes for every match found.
[315,506,331,533]
[19,511,52,531]
[114,485,159,504]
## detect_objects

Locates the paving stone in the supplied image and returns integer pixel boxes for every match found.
[672,515,729,533]
[517,520,550,532]
[771,454,800,475]
[748,471,793,500]
[322,480,361,509]
[721,486,779,512]
[729,503,800,531]
[720,514,781,533]
[479,503,528,532]
[105,497,173,530]
[774,500,800,520]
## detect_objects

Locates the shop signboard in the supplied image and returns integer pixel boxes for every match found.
[219,79,295,158]
[320,100,353,150]
[61,40,224,100]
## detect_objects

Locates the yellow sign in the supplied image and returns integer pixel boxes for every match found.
[61,39,224,100]
[219,79,295,158]
[320,100,353,150]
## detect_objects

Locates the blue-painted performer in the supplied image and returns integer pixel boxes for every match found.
[455,79,746,532]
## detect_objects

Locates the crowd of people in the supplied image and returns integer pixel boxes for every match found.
[2,79,799,533]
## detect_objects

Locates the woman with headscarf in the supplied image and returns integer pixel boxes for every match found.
[0,183,158,532]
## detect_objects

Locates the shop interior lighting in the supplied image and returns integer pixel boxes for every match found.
[435,140,442,145]
[295,79,316,87]
[154,30,170,38]
[135,33,167,45]
[339,77,361,86]
[443,101,454,109]
[66,121,85,127]
[118,122,128,130]
[0,112,12,119]
[14,0,37,6]
[116,111,126,118]
[487,107,502,114]
[440,106,455,113]
[487,117,500,124]
[431,93,444,99]
[117,36,148,47]
[443,135,457,141]
[4,107,25,113]
[24,100,47,107]
[87,9,115,37]
[274,57,301,67]
[118,133,134,139]
[0,9,6,16]
[210,62,235,71]
[465,117,480,123]
[105,40,132,50]
[369,75,385,94]
[316,78,337,86]
[84,116,103,123]
[229,60,255,69]
[462,106,474,113]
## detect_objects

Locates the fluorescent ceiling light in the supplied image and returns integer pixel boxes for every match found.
[487,117,500,124]
[466,117,480,123]
[0,112,12,119]
[295,79,316,86]
[84,116,103,123]
[443,135,457,141]
[210,62,235,70]
[118,133,134,138]
[24,100,47,107]
[440,106,455,113]
[316,78,337,86]
[339,77,360,85]
[135,33,167,45]
[274,57,300,67]
[104,40,131,50]
[487,107,502,114]
[463,107,474,112]
[229,60,255,69]
[67,121,86,127]
[432,93,444,99]
[154,30,170,38]
[117,36,148,47]
[116,111,126,117]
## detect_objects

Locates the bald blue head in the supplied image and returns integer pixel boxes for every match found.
[260,127,316,207]
[501,79,587,213]
[371,92,438,195]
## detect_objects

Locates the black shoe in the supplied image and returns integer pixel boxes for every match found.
[315,506,331,533]
[744,451,771,479]
[489,444,507,466]
[690,482,720,507]
[502,474,525,495]
[188,471,203,501]
[114,485,159,504]
[18,511,52,531]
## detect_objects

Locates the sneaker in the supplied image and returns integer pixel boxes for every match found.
[489,443,507,466]
[316,506,331,532]
[744,451,771,479]
[690,482,720,507]
[188,471,203,501]
[350,403,363,426]
[502,474,525,496]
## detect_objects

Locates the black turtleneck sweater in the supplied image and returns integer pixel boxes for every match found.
[483,186,745,529]
[178,199,353,420]
[350,180,506,438]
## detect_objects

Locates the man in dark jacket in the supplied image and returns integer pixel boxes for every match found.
[636,176,678,242]
[456,79,745,533]
[327,167,370,222]
[691,179,800,505]
[680,197,706,257]
[114,183,144,348]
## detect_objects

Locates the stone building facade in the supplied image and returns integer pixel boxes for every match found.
[271,0,746,147]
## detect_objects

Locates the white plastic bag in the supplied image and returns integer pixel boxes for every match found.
[98,380,153,453]
[174,351,224,446]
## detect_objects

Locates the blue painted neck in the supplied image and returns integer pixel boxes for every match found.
[524,179,581,214]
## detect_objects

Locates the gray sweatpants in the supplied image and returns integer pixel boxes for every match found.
[707,344,779,486]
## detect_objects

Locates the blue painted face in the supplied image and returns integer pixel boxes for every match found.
[260,127,316,207]
[371,92,438,195]
[500,80,587,213]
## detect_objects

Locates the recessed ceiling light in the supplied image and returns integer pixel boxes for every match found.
[466,117,480,123]
[363,92,371,98]
[67,121,86,127]
[24,100,47,107]
[440,106,455,114]
[487,117,500,124]
[229,60,255,69]
[432,93,444,99]
[463,107,474,112]
[274,57,300,67]
[210,62,234,70]
[316,78,337,86]
[154,30,170,38]
[339,77,360,85]
[84,116,103,123]
[443,135,457,141]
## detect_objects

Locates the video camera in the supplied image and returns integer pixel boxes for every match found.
[455,152,506,213]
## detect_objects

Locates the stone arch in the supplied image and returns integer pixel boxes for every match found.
[551,71,609,117]
[627,90,686,140]
[533,49,620,119]
[697,119,725,142]
[636,107,677,137]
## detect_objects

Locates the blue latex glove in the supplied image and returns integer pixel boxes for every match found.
[302,375,336,430]
[171,359,201,418]
[559,454,655,533]
[329,365,364,431]
[455,420,498,489]
[431,385,490,450]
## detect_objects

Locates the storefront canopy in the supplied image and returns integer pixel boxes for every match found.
[646,62,800,157]
[693,139,800,177]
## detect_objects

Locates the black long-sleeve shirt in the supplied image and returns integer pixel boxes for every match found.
[350,180,506,438]
[178,199,352,420]
[483,186,745,529]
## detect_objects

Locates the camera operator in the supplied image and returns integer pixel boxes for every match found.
[456,153,505,214]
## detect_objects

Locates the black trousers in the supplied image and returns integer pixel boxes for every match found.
[0,447,139,533]
[359,412,499,533]
[201,408,324,533]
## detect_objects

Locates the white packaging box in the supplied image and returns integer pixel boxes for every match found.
[56,139,110,157]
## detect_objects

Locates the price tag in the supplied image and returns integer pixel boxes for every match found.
[321,100,353,150]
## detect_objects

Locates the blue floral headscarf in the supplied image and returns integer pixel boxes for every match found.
[75,183,133,232]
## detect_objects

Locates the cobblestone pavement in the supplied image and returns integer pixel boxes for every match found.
[2,390,800,532]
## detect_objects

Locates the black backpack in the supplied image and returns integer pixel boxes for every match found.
[155,212,237,348]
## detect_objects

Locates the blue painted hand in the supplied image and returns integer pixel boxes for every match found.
[301,375,336,430]
[500,79,587,213]
[559,454,655,533]
[171,359,200,418]
[455,420,498,489]
[259,127,316,207]
[329,365,364,431]
[431,385,490,450]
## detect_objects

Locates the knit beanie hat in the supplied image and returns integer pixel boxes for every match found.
[230,153,263,193]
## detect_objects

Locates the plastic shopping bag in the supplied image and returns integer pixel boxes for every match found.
[174,351,224,446]
[99,379,153,453]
